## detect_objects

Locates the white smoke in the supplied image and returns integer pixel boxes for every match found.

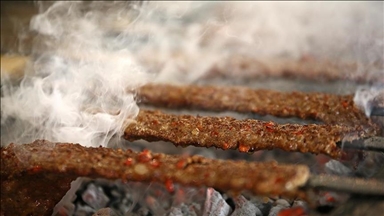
[1,1,383,147]
[1,2,152,147]
[127,1,383,83]
[354,86,384,117]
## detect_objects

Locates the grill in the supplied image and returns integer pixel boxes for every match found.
[1,1,384,216]
[1,82,383,216]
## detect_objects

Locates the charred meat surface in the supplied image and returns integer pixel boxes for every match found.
[124,110,377,158]
[0,140,310,215]
[205,56,384,84]
[138,84,379,130]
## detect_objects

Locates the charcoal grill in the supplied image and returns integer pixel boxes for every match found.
[1,1,383,216]
[1,81,384,216]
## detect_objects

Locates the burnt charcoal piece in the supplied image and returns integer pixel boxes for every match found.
[92,208,119,216]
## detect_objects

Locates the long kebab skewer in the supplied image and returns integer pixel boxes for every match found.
[1,140,310,215]
[137,84,379,130]
[2,141,384,216]
[0,140,309,197]
[124,110,378,158]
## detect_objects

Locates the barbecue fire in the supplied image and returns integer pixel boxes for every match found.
[1,1,383,216]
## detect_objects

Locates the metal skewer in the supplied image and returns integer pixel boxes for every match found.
[371,107,384,116]
[340,136,384,153]
[306,174,384,196]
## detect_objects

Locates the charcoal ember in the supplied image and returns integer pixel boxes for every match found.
[69,179,207,215]
[82,183,110,210]
[329,195,384,216]
[54,203,76,216]
[203,188,232,216]
[355,152,384,178]
[317,192,343,207]
[109,184,134,214]
[53,177,85,216]
[135,182,173,214]
[331,148,384,178]
[92,208,118,216]
[131,207,150,216]
[249,197,274,216]
[268,199,290,216]
[75,204,96,216]
[325,160,353,176]
[143,195,167,215]
[276,206,307,216]
[274,200,309,216]
[292,200,307,209]
[169,207,183,216]
[72,179,127,215]
[231,195,262,216]
[169,203,199,216]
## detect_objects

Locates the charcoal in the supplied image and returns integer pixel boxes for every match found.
[203,188,232,216]
[92,208,118,216]
[82,183,110,210]
[231,195,262,216]
[267,199,291,216]
[168,207,183,216]
[325,160,353,176]
[75,204,96,216]
[169,203,199,216]
[292,200,307,209]
[249,197,274,216]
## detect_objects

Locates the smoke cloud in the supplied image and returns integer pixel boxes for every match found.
[1,1,382,147]
[1,2,151,147]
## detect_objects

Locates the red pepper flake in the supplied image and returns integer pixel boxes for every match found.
[238,143,250,152]
[29,165,42,174]
[124,158,134,166]
[324,192,336,203]
[274,177,284,184]
[210,130,219,136]
[278,206,307,216]
[243,125,251,130]
[204,172,211,178]
[152,120,159,125]
[342,100,349,108]
[263,122,275,132]
[165,179,175,193]
[176,159,187,169]
[292,129,303,135]
[150,159,161,168]
[137,149,152,163]
[222,142,230,150]
[266,126,274,132]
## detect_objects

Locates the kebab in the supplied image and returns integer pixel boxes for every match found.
[124,110,378,159]
[2,140,383,216]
